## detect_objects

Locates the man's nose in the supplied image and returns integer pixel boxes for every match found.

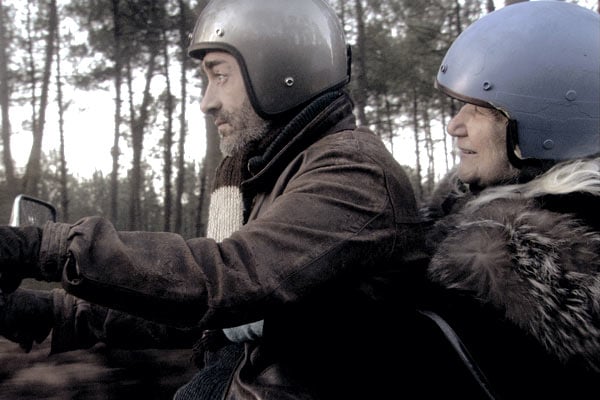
[200,84,220,114]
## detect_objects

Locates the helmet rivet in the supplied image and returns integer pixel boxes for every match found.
[482,81,493,91]
[215,28,225,37]
[188,32,193,43]
[565,90,577,101]
[440,64,448,73]
[543,139,555,150]
[284,77,295,87]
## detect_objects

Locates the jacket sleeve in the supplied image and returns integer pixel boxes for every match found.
[40,131,416,331]
[49,288,203,354]
[41,218,209,327]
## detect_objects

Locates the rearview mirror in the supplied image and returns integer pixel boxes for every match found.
[9,194,57,227]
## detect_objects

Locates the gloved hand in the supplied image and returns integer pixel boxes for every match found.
[0,288,53,352]
[0,226,42,293]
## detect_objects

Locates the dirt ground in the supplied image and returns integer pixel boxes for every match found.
[0,336,198,399]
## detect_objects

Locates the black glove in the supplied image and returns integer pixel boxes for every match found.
[0,226,42,293]
[0,288,53,352]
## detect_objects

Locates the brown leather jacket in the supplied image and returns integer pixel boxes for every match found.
[40,94,424,399]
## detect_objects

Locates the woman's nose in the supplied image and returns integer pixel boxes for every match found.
[447,106,467,137]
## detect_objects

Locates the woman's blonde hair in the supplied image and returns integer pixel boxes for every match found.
[466,158,600,211]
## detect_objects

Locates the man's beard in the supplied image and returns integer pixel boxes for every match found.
[219,98,270,157]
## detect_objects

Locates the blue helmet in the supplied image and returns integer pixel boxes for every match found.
[436,1,600,162]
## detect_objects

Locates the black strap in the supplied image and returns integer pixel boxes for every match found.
[418,309,497,400]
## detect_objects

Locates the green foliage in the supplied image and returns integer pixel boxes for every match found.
[335,0,486,199]
[8,0,593,229]
[29,156,203,237]
[0,0,482,229]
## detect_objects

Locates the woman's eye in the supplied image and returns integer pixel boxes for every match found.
[475,105,492,115]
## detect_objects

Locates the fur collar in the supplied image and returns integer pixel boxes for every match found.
[425,158,600,371]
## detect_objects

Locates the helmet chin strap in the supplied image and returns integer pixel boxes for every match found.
[505,119,556,183]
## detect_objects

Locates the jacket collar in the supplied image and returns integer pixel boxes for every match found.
[242,91,356,192]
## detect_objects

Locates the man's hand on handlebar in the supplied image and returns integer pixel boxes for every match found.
[0,226,43,293]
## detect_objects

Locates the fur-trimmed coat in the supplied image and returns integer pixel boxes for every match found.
[421,158,600,399]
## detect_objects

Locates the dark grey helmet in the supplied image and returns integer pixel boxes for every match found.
[436,1,600,162]
[188,0,350,117]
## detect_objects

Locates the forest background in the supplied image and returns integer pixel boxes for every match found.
[1,0,598,237]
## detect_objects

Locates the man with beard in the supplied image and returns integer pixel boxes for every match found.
[0,0,423,398]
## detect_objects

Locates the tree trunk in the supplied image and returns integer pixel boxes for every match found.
[162,30,174,232]
[411,89,423,199]
[0,0,16,196]
[421,105,435,195]
[128,50,157,230]
[55,11,69,221]
[110,0,123,224]
[453,0,463,35]
[174,0,189,234]
[23,0,57,196]
[352,0,369,127]
[384,95,395,157]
